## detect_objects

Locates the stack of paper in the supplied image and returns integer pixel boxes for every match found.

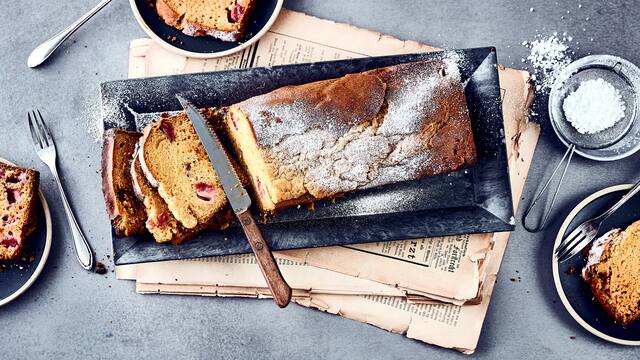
[115,10,539,354]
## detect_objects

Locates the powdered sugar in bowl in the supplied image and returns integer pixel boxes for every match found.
[549,55,640,161]
[522,55,640,231]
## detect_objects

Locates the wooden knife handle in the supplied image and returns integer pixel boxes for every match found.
[237,210,292,308]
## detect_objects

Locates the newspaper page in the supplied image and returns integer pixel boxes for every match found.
[122,9,513,301]
[125,253,474,305]
[296,65,538,354]
[118,10,540,353]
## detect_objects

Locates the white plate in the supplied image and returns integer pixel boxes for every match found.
[0,158,52,307]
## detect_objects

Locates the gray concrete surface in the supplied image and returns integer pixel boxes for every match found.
[2,0,640,358]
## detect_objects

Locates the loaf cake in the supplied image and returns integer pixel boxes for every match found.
[101,129,147,237]
[155,0,256,42]
[139,111,229,230]
[582,221,640,326]
[224,59,477,212]
[0,163,39,260]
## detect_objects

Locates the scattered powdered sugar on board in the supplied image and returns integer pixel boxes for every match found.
[85,99,104,143]
[563,78,626,134]
[523,35,572,92]
[97,82,140,141]
[331,187,425,217]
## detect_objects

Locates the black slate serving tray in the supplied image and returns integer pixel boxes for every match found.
[101,47,514,265]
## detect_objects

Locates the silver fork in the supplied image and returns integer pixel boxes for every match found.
[28,110,94,270]
[555,180,640,262]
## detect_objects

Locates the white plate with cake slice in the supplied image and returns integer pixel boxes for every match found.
[0,158,52,307]
[130,0,283,58]
[553,184,640,345]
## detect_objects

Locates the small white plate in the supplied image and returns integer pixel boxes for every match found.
[0,158,52,307]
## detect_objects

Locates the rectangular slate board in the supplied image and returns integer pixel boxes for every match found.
[101,47,514,265]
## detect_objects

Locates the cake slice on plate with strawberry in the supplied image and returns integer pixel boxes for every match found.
[0,162,39,260]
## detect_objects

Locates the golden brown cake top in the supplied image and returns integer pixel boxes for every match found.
[231,57,476,200]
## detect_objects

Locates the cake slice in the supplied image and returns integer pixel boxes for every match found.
[131,148,233,244]
[225,59,477,212]
[155,0,256,42]
[0,163,39,260]
[139,111,228,230]
[582,221,640,326]
[101,129,147,237]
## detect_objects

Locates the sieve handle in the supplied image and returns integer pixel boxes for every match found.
[522,144,576,232]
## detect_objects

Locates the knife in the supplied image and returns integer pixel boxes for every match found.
[177,95,292,308]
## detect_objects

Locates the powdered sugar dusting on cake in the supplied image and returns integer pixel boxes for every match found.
[239,73,385,149]
[378,71,438,136]
[242,100,330,148]
[182,24,241,42]
[582,229,620,278]
[378,57,460,136]
[237,59,471,199]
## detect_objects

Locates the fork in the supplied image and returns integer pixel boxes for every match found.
[555,179,640,262]
[28,110,94,270]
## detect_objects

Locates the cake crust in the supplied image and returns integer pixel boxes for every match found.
[101,129,147,237]
[225,59,477,211]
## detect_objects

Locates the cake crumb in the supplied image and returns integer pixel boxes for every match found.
[95,261,107,275]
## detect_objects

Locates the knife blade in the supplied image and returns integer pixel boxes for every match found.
[177,95,292,308]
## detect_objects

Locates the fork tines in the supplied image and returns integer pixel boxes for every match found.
[28,109,54,149]
[555,223,598,262]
